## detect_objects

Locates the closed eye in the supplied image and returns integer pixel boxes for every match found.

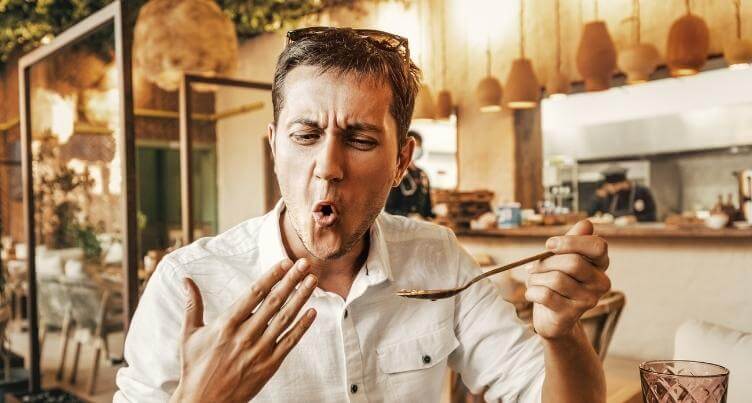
[290,132,320,145]
[347,137,378,151]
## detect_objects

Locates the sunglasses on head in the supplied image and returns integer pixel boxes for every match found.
[286,26,410,63]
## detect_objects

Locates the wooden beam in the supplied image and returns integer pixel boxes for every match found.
[513,108,544,209]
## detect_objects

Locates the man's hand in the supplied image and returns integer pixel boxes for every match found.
[170,259,318,403]
[526,220,611,339]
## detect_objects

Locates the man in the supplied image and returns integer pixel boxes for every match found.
[588,165,657,222]
[384,130,434,219]
[115,27,611,403]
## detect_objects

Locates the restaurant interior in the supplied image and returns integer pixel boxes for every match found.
[0,0,751,401]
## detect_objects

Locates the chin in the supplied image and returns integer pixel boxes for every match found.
[307,228,347,260]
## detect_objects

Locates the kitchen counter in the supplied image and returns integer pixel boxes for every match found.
[457,223,752,240]
[456,223,752,362]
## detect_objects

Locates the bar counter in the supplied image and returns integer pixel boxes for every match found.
[457,223,752,240]
[456,223,752,362]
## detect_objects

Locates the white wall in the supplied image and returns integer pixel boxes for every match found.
[215,34,284,231]
[542,68,752,160]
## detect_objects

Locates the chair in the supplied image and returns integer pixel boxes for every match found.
[37,277,73,381]
[580,291,626,361]
[64,280,123,395]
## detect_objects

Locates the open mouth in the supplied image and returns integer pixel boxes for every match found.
[312,201,339,227]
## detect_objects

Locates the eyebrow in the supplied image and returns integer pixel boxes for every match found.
[288,118,383,134]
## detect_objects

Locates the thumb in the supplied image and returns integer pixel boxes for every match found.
[182,277,205,339]
[565,219,594,236]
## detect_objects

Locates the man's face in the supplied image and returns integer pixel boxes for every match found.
[269,66,413,260]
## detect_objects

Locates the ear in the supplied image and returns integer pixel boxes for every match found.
[267,123,277,158]
[393,137,415,186]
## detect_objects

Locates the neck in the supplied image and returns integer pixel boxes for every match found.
[280,207,369,298]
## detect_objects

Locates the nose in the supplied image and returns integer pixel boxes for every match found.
[313,134,344,183]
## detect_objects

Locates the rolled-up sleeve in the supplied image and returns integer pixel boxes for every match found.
[446,231,545,403]
[114,258,186,403]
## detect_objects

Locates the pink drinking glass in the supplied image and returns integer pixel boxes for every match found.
[640,360,729,403]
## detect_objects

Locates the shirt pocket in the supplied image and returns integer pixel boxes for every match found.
[377,323,459,402]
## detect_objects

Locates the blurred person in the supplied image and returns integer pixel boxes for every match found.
[588,165,657,222]
[384,130,434,219]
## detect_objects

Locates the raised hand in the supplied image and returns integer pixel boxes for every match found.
[170,259,318,403]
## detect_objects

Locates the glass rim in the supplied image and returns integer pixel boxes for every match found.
[639,360,730,378]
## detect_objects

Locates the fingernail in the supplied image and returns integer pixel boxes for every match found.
[304,274,317,288]
[297,260,309,272]
[546,237,560,250]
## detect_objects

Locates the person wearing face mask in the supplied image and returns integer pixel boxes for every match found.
[384,130,435,219]
[590,165,657,222]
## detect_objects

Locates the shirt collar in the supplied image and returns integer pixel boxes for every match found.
[257,200,393,286]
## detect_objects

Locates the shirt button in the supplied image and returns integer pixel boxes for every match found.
[422,355,431,364]
[350,384,358,394]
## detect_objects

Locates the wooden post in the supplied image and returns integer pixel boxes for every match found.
[513,108,543,209]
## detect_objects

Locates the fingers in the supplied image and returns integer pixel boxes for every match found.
[225,259,295,328]
[525,285,575,312]
[527,272,599,309]
[258,273,318,345]
[182,277,205,339]
[530,254,610,290]
[545,234,609,269]
[565,219,593,236]
[271,308,317,362]
[240,259,313,342]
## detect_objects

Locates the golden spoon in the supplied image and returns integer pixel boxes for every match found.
[396,251,555,300]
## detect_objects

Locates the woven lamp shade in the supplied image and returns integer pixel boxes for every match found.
[505,58,540,109]
[666,14,709,76]
[134,0,238,92]
[435,90,453,119]
[476,76,503,112]
[546,70,570,98]
[618,43,661,84]
[576,21,617,92]
[724,38,752,67]
[413,84,436,120]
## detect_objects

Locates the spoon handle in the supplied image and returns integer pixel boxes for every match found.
[467,251,555,288]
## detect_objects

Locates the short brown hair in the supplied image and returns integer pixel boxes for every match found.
[272,27,421,149]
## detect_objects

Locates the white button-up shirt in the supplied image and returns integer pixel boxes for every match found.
[115,202,544,402]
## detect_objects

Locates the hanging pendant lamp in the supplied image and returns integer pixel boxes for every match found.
[618,0,661,84]
[134,0,238,92]
[576,0,617,91]
[476,42,503,112]
[413,84,437,119]
[505,0,540,109]
[435,0,453,119]
[724,0,752,69]
[666,0,709,77]
[547,0,571,98]
[412,0,436,120]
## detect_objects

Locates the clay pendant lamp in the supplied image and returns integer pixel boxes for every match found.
[505,0,540,109]
[724,0,752,69]
[618,0,661,84]
[666,0,710,77]
[413,0,436,120]
[435,0,453,119]
[476,40,503,112]
[547,0,571,99]
[413,84,437,120]
[576,0,617,91]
